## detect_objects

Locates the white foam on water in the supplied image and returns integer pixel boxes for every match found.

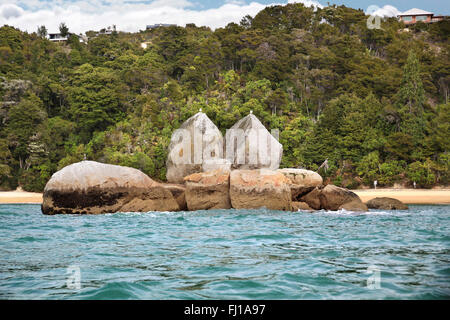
[104,211,176,217]
[103,208,413,217]
[316,208,391,216]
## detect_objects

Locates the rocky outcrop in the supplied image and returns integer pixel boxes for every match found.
[339,200,369,212]
[277,168,323,200]
[299,187,322,210]
[225,113,282,170]
[299,184,367,211]
[41,160,370,214]
[319,185,367,211]
[162,184,187,211]
[166,112,224,183]
[366,197,408,210]
[42,161,179,215]
[184,170,231,210]
[229,169,291,211]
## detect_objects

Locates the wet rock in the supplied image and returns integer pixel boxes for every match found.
[291,201,314,211]
[229,169,291,211]
[42,161,179,215]
[184,170,231,210]
[339,200,369,212]
[366,197,408,210]
[319,184,367,211]
[299,187,322,210]
[162,184,187,211]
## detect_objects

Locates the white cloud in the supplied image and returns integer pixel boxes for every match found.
[366,5,400,17]
[1,3,24,18]
[0,0,331,34]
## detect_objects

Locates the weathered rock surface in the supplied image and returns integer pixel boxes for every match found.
[366,197,408,210]
[319,185,367,211]
[202,159,231,174]
[166,112,224,183]
[339,200,369,212]
[225,114,282,170]
[278,168,323,200]
[291,201,314,211]
[299,184,367,211]
[42,161,179,215]
[184,170,231,210]
[162,184,187,211]
[229,169,291,211]
[299,187,322,210]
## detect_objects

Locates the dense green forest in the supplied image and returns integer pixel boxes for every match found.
[0,3,449,191]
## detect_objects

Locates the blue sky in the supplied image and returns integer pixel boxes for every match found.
[0,0,448,34]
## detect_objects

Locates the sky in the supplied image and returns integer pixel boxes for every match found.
[0,0,448,34]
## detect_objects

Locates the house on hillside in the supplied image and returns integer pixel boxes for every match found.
[398,8,445,24]
[97,26,116,36]
[431,14,445,22]
[48,33,86,43]
[48,33,68,42]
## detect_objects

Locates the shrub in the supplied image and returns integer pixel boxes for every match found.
[379,160,406,186]
[406,161,436,188]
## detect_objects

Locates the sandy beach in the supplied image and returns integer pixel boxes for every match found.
[353,189,450,205]
[0,190,43,204]
[0,188,449,205]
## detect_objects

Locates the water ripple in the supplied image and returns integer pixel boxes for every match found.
[0,204,449,299]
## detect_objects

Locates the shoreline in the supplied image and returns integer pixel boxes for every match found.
[0,191,43,204]
[0,188,449,205]
[353,189,450,205]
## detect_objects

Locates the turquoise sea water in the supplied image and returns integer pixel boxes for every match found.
[0,204,449,300]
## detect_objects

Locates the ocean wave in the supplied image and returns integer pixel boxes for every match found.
[1,204,449,300]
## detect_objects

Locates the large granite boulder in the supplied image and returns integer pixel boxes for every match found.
[166,112,225,183]
[299,185,368,211]
[184,170,231,210]
[319,185,368,211]
[42,161,179,215]
[278,168,323,200]
[339,200,369,212]
[366,197,408,210]
[299,187,322,210]
[229,169,291,211]
[225,113,282,170]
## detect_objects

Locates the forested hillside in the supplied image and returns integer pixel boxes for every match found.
[0,3,449,191]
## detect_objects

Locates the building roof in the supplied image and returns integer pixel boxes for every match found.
[399,8,433,16]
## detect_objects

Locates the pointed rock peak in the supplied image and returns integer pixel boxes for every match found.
[167,111,225,183]
[231,113,267,131]
[226,113,283,170]
[180,111,218,132]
